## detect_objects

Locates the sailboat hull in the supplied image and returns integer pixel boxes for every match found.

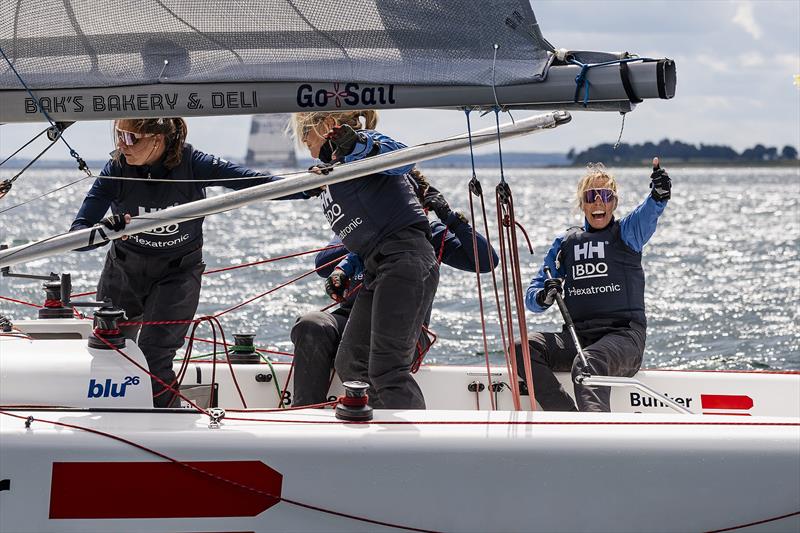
[0,408,797,533]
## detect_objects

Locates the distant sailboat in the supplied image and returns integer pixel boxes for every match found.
[244,114,297,170]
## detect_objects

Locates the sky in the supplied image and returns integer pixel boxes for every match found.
[1,0,798,162]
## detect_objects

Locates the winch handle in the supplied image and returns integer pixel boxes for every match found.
[544,266,574,330]
[544,266,589,371]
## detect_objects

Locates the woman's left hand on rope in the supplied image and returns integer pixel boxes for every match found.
[325,268,350,302]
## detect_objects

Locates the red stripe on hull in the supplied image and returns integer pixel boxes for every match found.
[49,461,282,519]
[701,395,754,410]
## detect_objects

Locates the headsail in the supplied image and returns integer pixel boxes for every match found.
[0,1,675,122]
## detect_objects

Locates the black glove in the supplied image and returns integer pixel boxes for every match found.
[308,164,334,176]
[423,185,452,222]
[0,179,12,199]
[100,214,127,232]
[536,277,563,308]
[325,268,350,302]
[650,165,671,202]
[319,124,361,163]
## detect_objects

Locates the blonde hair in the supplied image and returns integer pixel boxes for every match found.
[288,110,379,147]
[114,117,188,169]
[575,162,619,210]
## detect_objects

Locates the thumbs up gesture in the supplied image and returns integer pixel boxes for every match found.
[649,156,671,202]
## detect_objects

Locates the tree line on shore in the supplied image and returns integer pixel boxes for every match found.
[568,139,798,165]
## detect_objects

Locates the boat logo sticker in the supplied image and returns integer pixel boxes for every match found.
[297,83,396,109]
[87,376,141,399]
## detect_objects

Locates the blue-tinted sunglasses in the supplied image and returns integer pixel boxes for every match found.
[583,188,616,203]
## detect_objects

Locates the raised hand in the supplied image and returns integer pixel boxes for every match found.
[650,156,671,201]
[319,124,361,163]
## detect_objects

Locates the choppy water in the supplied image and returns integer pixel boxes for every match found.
[1,165,798,370]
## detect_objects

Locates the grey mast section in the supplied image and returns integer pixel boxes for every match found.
[0,111,571,269]
[245,114,297,169]
[0,62,675,123]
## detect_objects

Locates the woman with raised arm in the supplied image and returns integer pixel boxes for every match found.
[71,117,303,407]
[517,158,671,412]
[291,110,439,409]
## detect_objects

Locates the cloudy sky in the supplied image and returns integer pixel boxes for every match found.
[1,0,798,161]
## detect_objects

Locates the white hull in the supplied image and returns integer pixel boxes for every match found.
[1,320,799,532]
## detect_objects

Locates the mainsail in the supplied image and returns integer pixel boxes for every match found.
[0,1,675,122]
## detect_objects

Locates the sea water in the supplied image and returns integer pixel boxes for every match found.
[1,166,798,370]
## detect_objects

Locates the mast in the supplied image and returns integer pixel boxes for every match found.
[0,111,571,269]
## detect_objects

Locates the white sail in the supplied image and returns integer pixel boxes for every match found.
[245,114,297,169]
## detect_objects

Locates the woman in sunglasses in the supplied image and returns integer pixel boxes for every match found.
[71,117,303,407]
[290,110,439,410]
[516,158,672,412]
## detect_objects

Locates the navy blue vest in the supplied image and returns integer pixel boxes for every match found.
[112,145,204,256]
[559,220,646,328]
[320,172,427,257]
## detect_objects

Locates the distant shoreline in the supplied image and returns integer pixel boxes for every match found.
[2,156,798,171]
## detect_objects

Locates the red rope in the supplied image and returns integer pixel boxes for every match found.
[212,254,347,319]
[91,331,209,414]
[504,194,536,411]
[203,244,344,275]
[0,295,39,308]
[490,195,521,411]
[468,187,496,410]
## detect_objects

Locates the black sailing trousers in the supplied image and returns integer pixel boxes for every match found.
[515,322,646,412]
[97,244,204,408]
[290,309,350,407]
[334,227,439,410]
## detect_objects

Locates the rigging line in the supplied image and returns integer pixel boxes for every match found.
[0,410,441,533]
[490,44,515,125]
[0,176,92,216]
[0,46,88,172]
[504,194,536,411]
[0,127,47,167]
[494,196,523,409]
[152,0,243,64]
[493,107,507,184]
[61,0,99,72]
[464,108,495,410]
[613,112,627,150]
[284,0,354,78]
[2,135,60,187]
[92,170,308,183]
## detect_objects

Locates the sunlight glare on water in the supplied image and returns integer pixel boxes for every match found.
[1,165,798,370]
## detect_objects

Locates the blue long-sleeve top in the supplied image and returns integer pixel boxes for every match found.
[525,194,667,313]
[315,214,498,279]
[71,148,300,231]
[338,130,414,175]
